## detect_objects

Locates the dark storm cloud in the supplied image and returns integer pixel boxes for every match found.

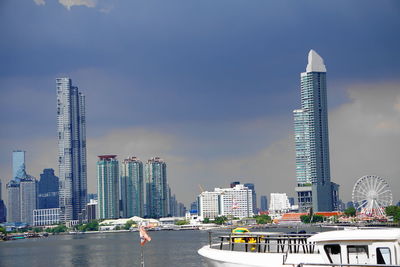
[1,0,400,204]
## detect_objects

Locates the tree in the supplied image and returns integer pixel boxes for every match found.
[203,218,210,224]
[0,226,6,236]
[300,215,311,223]
[385,206,400,217]
[86,220,99,231]
[254,214,272,224]
[300,214,325,223]
[124,220,135,230]
[175,220,188,225]
[344,207,356,217]
[214,216,228,225]
[385,206,400,222]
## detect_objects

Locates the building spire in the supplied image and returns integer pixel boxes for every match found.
[306,49,326,72]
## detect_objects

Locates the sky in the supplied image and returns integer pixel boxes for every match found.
[0,0,400,208]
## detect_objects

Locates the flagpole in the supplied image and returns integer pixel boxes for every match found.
[141,244,145,267]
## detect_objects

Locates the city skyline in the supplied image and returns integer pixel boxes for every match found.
[1,1,400,207]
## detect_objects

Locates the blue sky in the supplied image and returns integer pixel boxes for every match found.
[1,0,400,206]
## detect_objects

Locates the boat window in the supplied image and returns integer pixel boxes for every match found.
[377,247,391,265]
[347,245,369,264]
[324,244,341,263]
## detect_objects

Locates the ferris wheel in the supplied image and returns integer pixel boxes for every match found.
[352,175,392,217]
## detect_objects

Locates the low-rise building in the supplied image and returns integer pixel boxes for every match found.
[198,184,253,219]
[33,208,61,226]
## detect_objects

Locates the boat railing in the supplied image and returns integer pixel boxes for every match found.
[292,263,400,267]
[208,232,318,254]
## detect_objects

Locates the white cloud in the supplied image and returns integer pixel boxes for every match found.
[33,0,46,6]
[58,0,97,10]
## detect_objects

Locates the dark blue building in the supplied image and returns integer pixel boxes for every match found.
[38,169,59,209]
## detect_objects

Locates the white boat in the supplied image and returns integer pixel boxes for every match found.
[198,228,400,266]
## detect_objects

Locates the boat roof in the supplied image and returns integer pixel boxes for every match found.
[308,229,400,243]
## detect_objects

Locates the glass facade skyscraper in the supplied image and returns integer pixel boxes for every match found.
[120,157,144,218]
[145,157,168,218]
[57,77,87,221]
[12,150,26,181]
[97,155,119,219]
[38,168,59,209]
[294,50,333,212]
[244,183,257,213]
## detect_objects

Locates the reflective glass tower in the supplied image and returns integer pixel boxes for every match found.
[38,168,59,209]
[294,50,333,212]
[145,157,168,218]
[12,150,26,181]
[120,157,144,218]
[97,155,119,219]
[57,78,87,221]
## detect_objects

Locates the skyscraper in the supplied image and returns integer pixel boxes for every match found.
[20,176,37,225]
[260,195,268,212]
[7,180,20,222]
[12,150,26,181]
[244,183,257,213]
[120,157,144,218]
[294,50,333,212]
[145,157,168,218]
[97,155,119,219]
[0,179,6,223]
[57,77,87,221]
[38,169,59,209]
[7,175,37,225]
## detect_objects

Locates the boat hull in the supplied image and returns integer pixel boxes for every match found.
[198,245,324,267]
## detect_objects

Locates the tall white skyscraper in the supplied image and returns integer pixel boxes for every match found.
[57,77,87,221]
[294,50,335,212]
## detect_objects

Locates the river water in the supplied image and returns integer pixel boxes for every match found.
[0,226,333,267]
[0,230,209,267]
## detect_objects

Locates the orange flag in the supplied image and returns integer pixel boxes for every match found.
[139,225,152,246]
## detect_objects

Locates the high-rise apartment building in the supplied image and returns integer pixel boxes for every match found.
[57,77,87,221]
[294,50,334,212]
[97,155,119,219]
[12,150,26,181]
[7,180,21,222]
[145,157,168,218]
[120,157,144,218]
[38,169,59,209]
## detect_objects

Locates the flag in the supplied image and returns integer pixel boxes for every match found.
[232,198,239,210]
[139,225,152,246]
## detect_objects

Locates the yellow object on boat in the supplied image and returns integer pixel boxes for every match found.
[231,228,256,244]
